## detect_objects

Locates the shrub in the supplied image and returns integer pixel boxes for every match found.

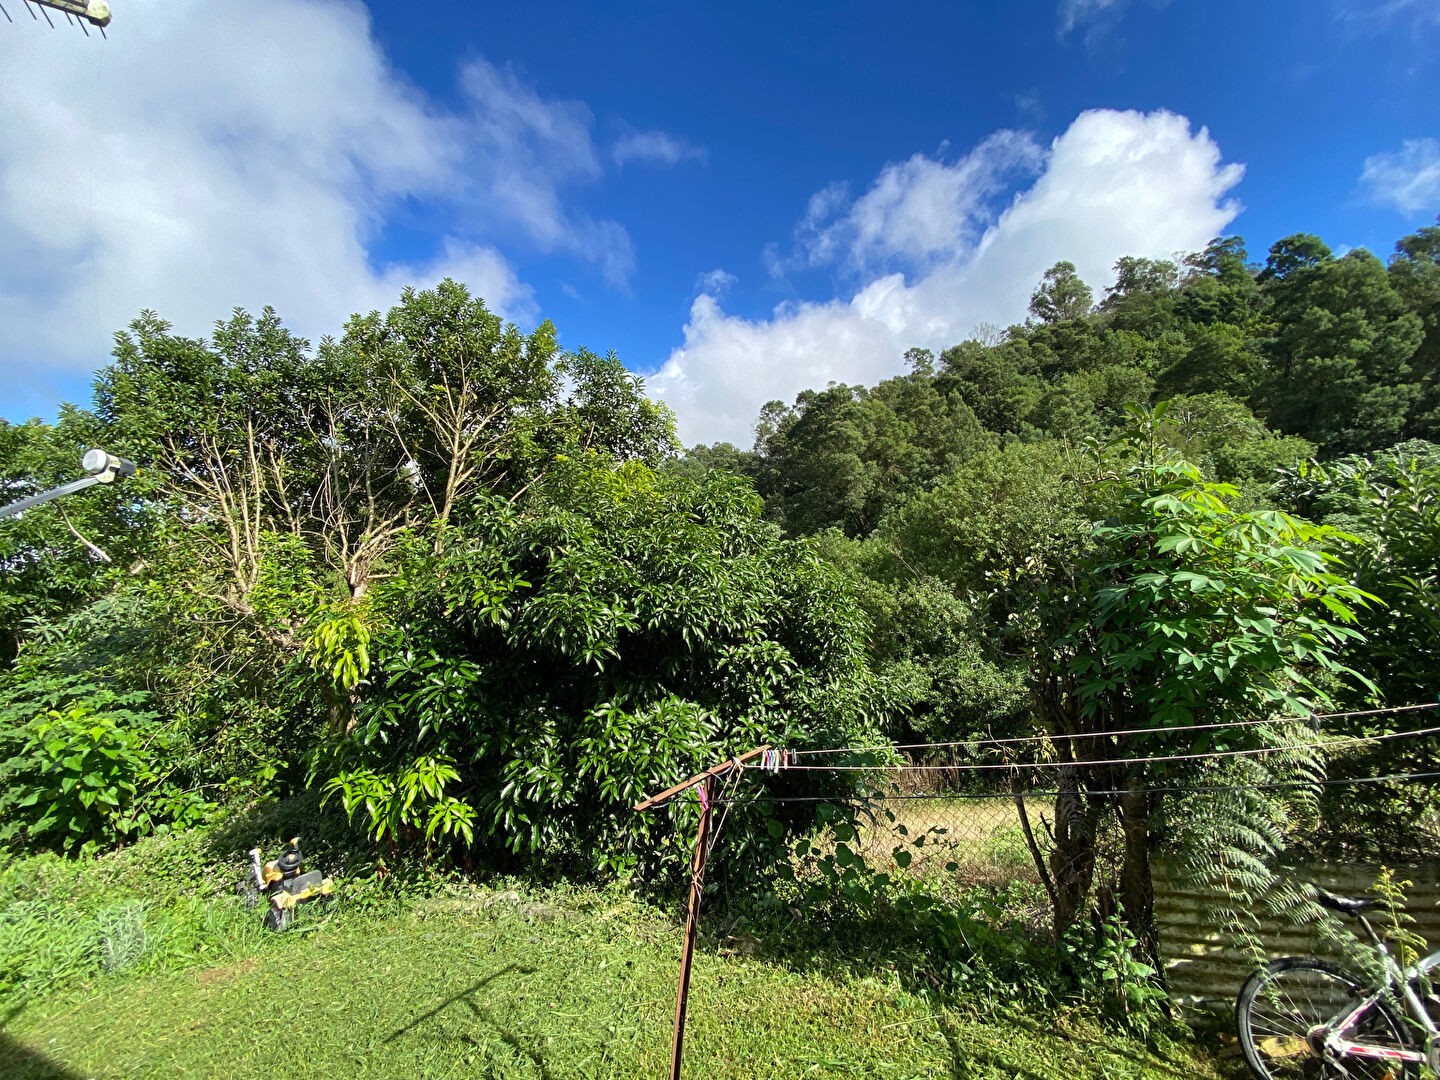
[308,460,893,883]
[0,674,209,855]
[1060,911,1170,1037]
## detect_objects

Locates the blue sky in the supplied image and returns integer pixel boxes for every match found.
[1,0,1437,444]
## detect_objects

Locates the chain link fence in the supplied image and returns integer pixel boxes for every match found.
[700,751,1440,1006]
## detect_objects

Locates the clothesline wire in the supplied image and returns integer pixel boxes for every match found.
[705,761,744,861]
[715,768,1440,805]
[771,720,1440,773]
[790,701,1440,758]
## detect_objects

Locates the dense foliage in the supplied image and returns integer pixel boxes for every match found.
[3,217,1438,1028]
[2,282,699,861]
[711,226,1438,535]
[313,459,888,881]
[676,218,1440,958]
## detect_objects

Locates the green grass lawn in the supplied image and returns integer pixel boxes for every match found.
[1,880,1227,1079]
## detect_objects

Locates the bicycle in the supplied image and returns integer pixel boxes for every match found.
[1235,886,1440,1079]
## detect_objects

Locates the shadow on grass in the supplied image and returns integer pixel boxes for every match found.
[384,962,533,1042]
[704,885,1053,1004]
[933,1011,1208,1080]
[0,1031,84,1080]
[384,962,552,1078]
[695,892,1221,1078]
[935,1012,1050,1080]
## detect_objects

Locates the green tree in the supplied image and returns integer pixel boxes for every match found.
[1028,407,1371,958]
[1103,256,1182,305]
[1154,392,1313,494]
[752,373,990,536]
[1098,256,1183,335]
[877,441,1089,595]
[1155,323,1267,399]
[552,348,678,466]
[1259,240,1424,454]
[324,281,561,568]
[0,409,153,664]
[1024,364,1154,441]
[312,459,890,881]
[1279,440,1440,710]
[839,443,1088,745]
[936,337,1043,435]
[7,282,679,852]
[1029,261,1095,324]
[96,283,566,608]
[752,384,878,534]
[1389,221,1440,439]
[1275,442,1440,855]
[1259,233,1332,282]
[1175,236,1262,328]
[661,441,755,484]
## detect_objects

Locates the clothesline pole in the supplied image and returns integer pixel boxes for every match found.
[632,745,771,1080]
[632,744,772,812]
[669,775,711,1080]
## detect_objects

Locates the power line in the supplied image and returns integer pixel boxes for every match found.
[790,701,1439,759]
[716,769,1440,805]
[773,721,1440,773]
[794,714,1304,757]
[1310,702,1440,722]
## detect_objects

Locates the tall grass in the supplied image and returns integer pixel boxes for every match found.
[0,794,405,1005]
[0,853,268,1003]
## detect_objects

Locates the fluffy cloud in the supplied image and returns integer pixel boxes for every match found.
[457,58,633,285]
[769,131,1043,276]
[1361,138,1440,214]
[612,130,708,169]
[0,0,631,410]
[649,109,1244,447]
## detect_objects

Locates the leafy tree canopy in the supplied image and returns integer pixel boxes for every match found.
[311,458,891,881]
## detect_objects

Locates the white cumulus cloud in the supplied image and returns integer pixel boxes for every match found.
[1361,138,1440,214]
[0,0,635,412]
[770,131,1043,276]
[650,109,1244,447]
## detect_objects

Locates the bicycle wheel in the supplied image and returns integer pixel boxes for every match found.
[1236,957,1417,1079]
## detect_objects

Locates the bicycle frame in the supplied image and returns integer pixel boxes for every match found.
[1320,934,1440,1067]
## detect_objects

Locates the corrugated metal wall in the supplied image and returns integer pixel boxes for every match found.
[1155,861,1440,1008]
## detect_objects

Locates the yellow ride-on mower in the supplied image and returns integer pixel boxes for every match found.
[237,838,333,931]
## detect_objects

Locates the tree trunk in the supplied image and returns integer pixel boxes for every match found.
[1049,773,1099,937]
[1036,667,1100,939]
[1014,788,1059,917]
[1118,787,1161,970]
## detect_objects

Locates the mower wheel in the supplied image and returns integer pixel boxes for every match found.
[264,905,292,932]
[235,878,260,910]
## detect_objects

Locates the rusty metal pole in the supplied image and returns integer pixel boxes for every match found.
[668,775,713,1080]
[632,747,768,1080]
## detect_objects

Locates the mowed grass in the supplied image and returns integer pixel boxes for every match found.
[0,883,1226,1080]
[860,796,1054,886]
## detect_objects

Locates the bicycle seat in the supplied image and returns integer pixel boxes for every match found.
[1314,887,1381,915]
